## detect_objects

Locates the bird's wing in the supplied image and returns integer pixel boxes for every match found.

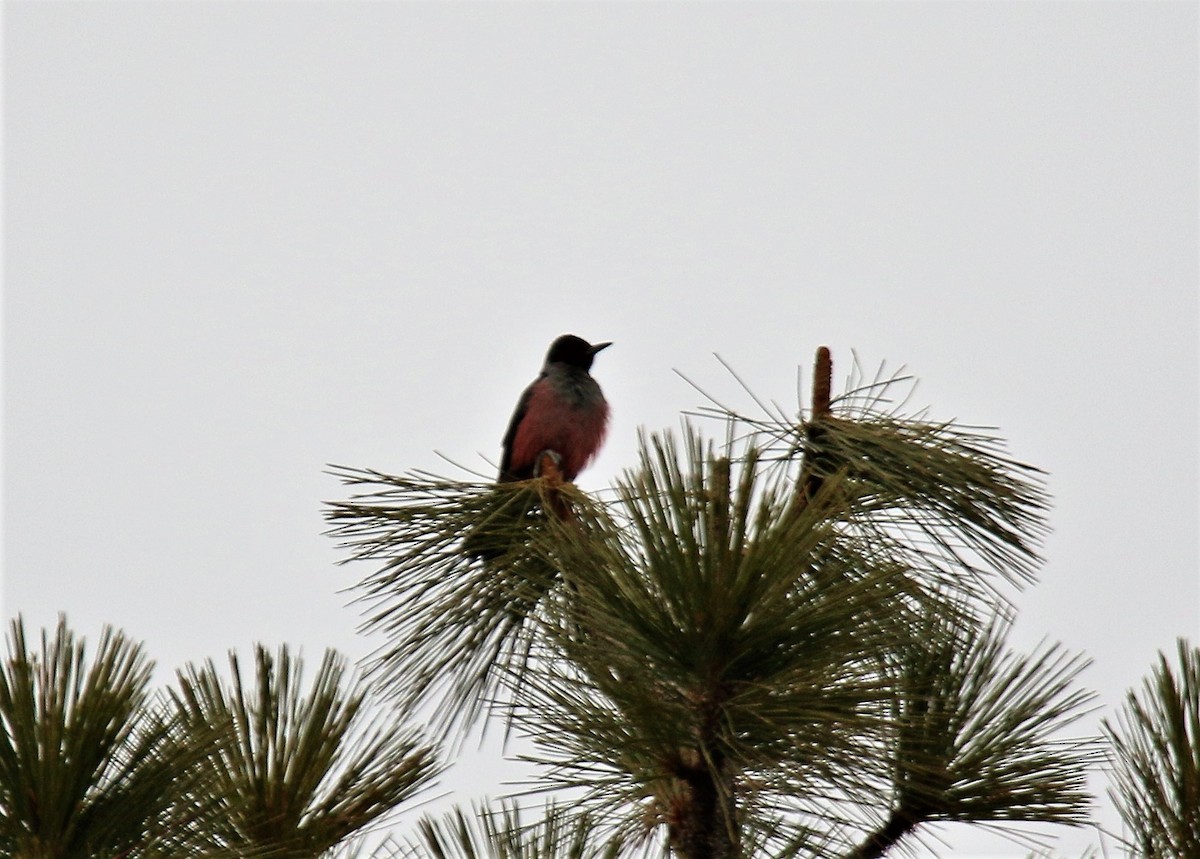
[498,377,539,481]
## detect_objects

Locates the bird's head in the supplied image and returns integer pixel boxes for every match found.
[545,334,611,371]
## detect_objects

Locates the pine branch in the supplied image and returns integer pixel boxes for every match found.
[690,350,1050,603]
[324,466,601,736]
[384,800,635,859]
[0,616,224,858]
[323,348,1086,858]
[511,428,924,855]
[841,614,1097,859]
[791,344,834,516]
[169,644,438,857]
[1104,639,1200,858]
[841,808,918,859]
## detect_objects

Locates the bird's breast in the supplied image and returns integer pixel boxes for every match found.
[509,372,609,481]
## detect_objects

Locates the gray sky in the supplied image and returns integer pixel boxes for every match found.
[5,3,1197,856]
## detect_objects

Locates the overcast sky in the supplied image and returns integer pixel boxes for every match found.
[5,3,1197,856]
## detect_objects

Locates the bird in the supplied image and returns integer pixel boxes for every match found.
[497,334,611,483]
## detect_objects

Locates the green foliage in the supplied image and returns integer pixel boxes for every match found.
[689,357,1050,601]
[513,429,1095,856]
[888,614,1096,825]
[324,354,1100,858]
[383,800,635,859]
[0,617,439,859]
[1104,639,1200,858]
[0,616,214,859]
[517,433,909,838]
[170,644,439,858]
[326,469,582,734]
[0,350,1129,859]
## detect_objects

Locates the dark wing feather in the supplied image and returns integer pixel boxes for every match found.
[498,377,538,481]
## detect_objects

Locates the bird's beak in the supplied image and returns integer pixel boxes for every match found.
[589,341,612,355]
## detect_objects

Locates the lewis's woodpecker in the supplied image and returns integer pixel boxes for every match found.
[498,334,611,483]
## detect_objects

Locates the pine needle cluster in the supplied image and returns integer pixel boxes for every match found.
[0,619,437,859]
[324,350,1101,858]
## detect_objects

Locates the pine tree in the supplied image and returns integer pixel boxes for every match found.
[326,348,1099,858]
[0,617,214,858]
[169,643,439,858]
[0,618,437,859]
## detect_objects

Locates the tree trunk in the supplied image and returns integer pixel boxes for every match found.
[667,751,739,859]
